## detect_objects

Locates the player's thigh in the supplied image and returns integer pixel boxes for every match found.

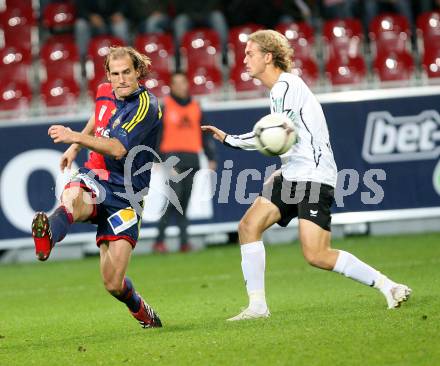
[298,218,332,254]
[296,182,334,250]
[61,186,94,220]
[240,196,282,233]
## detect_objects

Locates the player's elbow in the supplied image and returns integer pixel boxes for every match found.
[111,140,127,160]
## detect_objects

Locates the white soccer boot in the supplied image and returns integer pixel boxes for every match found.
[227,307,271,321]
[384,284,412,309]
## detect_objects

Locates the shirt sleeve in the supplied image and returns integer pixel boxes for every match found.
[110,91,160,152]
[223,131,258,150]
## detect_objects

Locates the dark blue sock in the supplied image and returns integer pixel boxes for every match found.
[48,206,73,244]
[112,277,142,313]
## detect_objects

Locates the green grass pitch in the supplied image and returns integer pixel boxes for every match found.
[1,233,439,365]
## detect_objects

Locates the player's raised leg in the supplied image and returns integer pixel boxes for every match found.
[32,186,93,261]
[227,196,281,321]
[298,219,411,309]
[100,239,162,328]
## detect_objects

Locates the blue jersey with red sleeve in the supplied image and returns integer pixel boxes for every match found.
[105,86,162,195]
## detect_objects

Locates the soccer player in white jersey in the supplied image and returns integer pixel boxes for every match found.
[202,30,411,321]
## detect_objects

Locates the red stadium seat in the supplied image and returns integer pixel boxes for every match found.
[416,11,440,55]
[41,37,79,81]
[42,2,76,30]
[369,13,411,55]
[277,21,314,43]
[0,79,31,112]
[376,31,409,54]
[276,22,315,60]
[326,54,366,86]
[41,77,80,108]
[88,74,109,98]
[0,3,35,26]
[87,35,125,80]
[323,18,363,58]
[422,47,440,79]
[0,5,35,56]
[292,58,319,87]
[323,18,363,40]
[87,35,125,61]
[369,13,411,38]
[0,45,31,66]
[228,23,263,65]
[229,63,264,93]
[416,11,440,39]
[373,51,414,82]
[187,66,222,95]
[134,33,174,73]
[180,28,221,70]
[41,35,78,61]
[0,46,31,84]
[141,70,171,98]
[1,0,32,10]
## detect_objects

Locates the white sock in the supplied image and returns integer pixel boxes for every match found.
[240,241,267,313]
[333,250,386,287]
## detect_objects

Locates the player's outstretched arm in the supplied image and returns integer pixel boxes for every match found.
[202,125,257,151]
[201,125,227,142]
[48,125,127,160]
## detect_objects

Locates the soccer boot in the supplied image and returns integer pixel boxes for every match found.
[384,284,412,309]
[31,212,53,261]
[130,295,162,328]
[227,307,271,321]
[180,243,192,253]
[152,241,168,254]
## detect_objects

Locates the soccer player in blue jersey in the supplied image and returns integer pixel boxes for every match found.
[31,46,163,329]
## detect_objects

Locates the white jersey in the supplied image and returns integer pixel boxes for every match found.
[224,72,338,188]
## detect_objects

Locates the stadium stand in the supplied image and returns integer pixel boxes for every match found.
[180,28,222,71]
[0,2,439,116]
[134,32,174,74]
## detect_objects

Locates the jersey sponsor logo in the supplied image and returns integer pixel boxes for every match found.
[362,110,440,163]
[96,126,109,138]
[107,207,138,234]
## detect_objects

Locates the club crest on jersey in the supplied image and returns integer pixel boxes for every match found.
[112,117,121,129]
[108,208,138,234]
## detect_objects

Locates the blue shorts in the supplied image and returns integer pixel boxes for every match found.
[65,168,142,248]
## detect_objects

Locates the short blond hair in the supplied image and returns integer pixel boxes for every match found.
[248,30,293,72]
[105,46,151,79]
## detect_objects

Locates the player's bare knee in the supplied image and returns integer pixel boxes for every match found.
[238,217,258,239]
[303,249,327,269]
[61,188,76,207]
[104,278,124,295]
[61,188,84,211]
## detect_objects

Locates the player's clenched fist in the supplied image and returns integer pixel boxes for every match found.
[48,125,75,144]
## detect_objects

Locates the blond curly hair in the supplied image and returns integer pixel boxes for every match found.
[248,30,293,72]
